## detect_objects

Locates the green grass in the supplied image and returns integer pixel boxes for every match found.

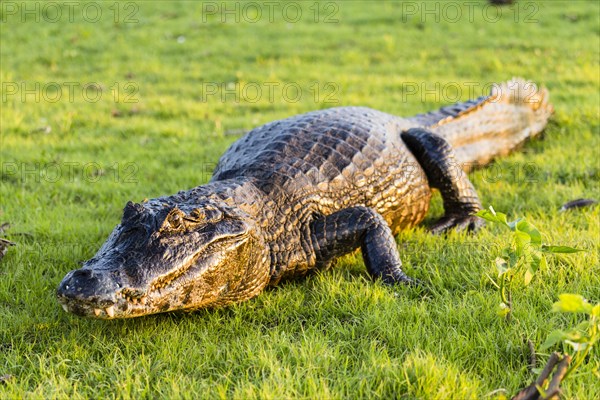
[1,1,599,398]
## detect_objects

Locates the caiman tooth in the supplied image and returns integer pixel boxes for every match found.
[105,305,115,318]
[61,304,69,313]
[93,308,101,317]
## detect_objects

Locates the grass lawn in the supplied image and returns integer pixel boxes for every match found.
[1,0,599,398]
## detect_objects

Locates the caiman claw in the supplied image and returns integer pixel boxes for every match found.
[430,214,485,235]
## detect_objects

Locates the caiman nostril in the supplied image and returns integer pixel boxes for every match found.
[68,269,93,287]
[57,268,120,306]
[58,269,94,295]
[73,269,93,277]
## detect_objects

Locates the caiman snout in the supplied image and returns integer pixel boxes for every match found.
[57,269,121,317]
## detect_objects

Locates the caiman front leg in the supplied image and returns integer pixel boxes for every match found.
[401,128,484,234]
[308,206,415,285]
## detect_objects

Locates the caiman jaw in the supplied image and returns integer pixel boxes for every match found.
[58,302,118,318]
[56,269,164,319]
[57,280,151,319]
[57,271,159,319]
[57,238,248,318]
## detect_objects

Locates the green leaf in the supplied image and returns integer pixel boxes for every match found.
[541,328,590,351]
[539,253,547,271]
[523,253,541,286]
[476,207,509,227]
[524,253,544,286]
[514,230,531,256]
[523,267,534,286]
[505,250,518,267]
[497,302,510,317]
[541,329,569,350]
[474,209,494,221]
[500,246,512,259]
[515,219,542,246]
[531,253,543,271]
[575,320,592,332]
[552,294,594,314]
[542,245,584,253]
[523,252,546,286]
[495,257,509,277]
[565,340,590,352]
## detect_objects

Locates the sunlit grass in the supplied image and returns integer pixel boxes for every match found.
[1,1,599,398]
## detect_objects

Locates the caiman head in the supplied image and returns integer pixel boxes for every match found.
[57,199,269,319]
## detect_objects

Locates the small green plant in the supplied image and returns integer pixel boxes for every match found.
[511,294,599,400]
[541,294,600,380]
[476,206,582,322]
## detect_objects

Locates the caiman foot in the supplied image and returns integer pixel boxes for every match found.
[430,214,484,235]
[402,128,484,236]
[379,273,421,287]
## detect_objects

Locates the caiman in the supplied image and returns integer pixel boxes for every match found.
[57,79,553,319]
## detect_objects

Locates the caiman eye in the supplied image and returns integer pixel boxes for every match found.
[170,212,183,228]
[159,206,226,236]
[160,208,187,233]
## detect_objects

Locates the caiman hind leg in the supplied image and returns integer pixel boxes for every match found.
[401,128,484,234]
[308,206,415,285]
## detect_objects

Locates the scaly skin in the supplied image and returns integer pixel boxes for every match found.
[57,79,553,319]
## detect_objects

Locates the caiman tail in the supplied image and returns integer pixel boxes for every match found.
[409,78,554,169]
